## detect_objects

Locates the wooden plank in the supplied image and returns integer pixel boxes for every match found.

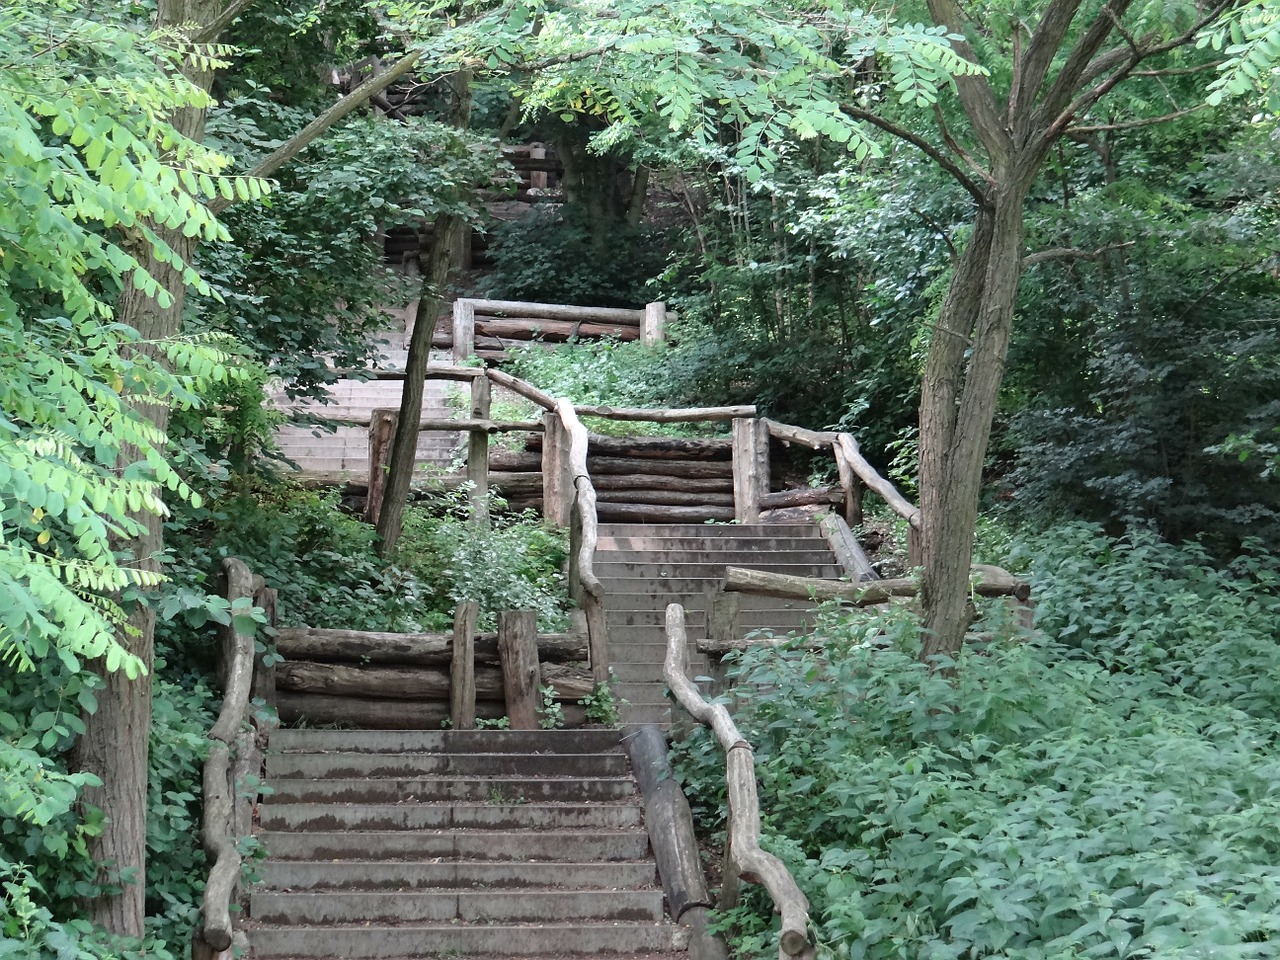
[498,610,542,729]
[596,489,736,507]
[475,316,641,341]
[595,502,737,522]
[450,602,479,730]
[587,456,734,479]
[528,433,733,460]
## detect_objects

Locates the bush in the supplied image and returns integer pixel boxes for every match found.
[674,527,1280,959]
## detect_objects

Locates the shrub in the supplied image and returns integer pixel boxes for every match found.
[674,528,1280,959]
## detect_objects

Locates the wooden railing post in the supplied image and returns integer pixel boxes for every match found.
[450,601,479,730]
[732,417,770,523]
[468,375,491,526]
[452,298,476,363]
[497,609,541,729]
[642,301,667,345]
[832,441,865,527]
[541,410,572,528]
[364,408,398,525]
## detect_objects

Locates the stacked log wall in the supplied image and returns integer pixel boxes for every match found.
[273,627,591,729]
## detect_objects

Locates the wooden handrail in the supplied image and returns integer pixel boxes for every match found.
[576,403,755,423]
[198,558,259,956]
[663,603,813,959]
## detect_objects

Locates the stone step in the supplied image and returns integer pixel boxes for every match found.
[260,802,644,832]
[597,535,827,552]
[598,523,821,537]
[268,728,624,754]
[597,562,841,578]
[609,662,666,683]
[619,704,672,727]
[264,775,635,804]
[266,751,626,780]
[256,829,651,863]
[597,549,837,565]
[246,921,684,958]
[251,888,664,925]
[255,860,658,894]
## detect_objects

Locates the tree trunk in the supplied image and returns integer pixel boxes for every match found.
[918,186,1029,661]
[377,71,472,557]
[70,0,219,933]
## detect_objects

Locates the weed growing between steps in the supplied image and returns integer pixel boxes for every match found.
[671,524,1280,959]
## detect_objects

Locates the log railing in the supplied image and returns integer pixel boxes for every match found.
[453,297,668,362]
[663,603,814,960]
[194,559,276,960]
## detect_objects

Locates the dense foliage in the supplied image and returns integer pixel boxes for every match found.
[674,526,1280,959]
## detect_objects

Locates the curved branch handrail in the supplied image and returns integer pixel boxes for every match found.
[199,558,258,953]
[663,603,813,960]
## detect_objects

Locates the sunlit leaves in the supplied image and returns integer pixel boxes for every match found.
[0,0,259,677]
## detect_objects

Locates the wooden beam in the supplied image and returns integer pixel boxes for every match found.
[576,404,756,422]
[498,610,542,729]
[722,564,1030,604]
[460,297,645,324]
[836,433,920,528]
[641,301,666,345]
[450,602,478,730]
[452,299,476,363]
[762,419,837,449]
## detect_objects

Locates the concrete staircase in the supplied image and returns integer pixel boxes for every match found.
[598,522,842,729]
[270,339,463,476]
[247,728,687,958]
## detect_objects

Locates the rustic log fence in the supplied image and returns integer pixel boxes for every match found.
[664,603,814,960]
[194,559,277,960]
[452,297,668,363]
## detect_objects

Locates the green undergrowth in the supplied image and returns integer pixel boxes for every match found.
[504,338,728,438]
[163,480,570,635]
[673,523,1280,959]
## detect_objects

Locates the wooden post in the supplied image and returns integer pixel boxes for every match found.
[468,376,491,526]
[642,302,666,345]
[251,586,278,709]
[541,411,570,527]
[364,408,398,525]
[450,601,479,730]
[908,526,922,568]
[452,298,476,363]
[832,442,864,527]
[497,609,541,729]
[732,418,770,523]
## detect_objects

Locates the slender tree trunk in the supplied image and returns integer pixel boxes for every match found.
[918,184,1029,660]
[376,71,472,557]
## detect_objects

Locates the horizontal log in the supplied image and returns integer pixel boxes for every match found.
[760,504,830,523]
[762,419,837,449]
[460,298,647,325]
[274,628,586,666]
[277,660,592,701]
[475,317,640,342]
[696,637,796,655]
[722,563,1030,604]
[757,485,842,510]
[575,405,757,423]
[526,433,733,461]
[596,489,736,508]
[276,694,590,730]
[596,502,737,523]
[587,456,734,479]
[591,474,733,493]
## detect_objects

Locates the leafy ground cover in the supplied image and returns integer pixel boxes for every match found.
[674,523,1280,959]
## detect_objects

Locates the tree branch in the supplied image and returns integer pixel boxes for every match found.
[840,103,990,205]
[926,0,1011,159]
[193,0,257,44]
[1032,0,1139,133]
[1047,1,1234,140]
[1068,103,1208,134]
[1022,240,1134,267]
[932,103,996,185]
[1012,0,1086,128]
[208,49,424,215]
